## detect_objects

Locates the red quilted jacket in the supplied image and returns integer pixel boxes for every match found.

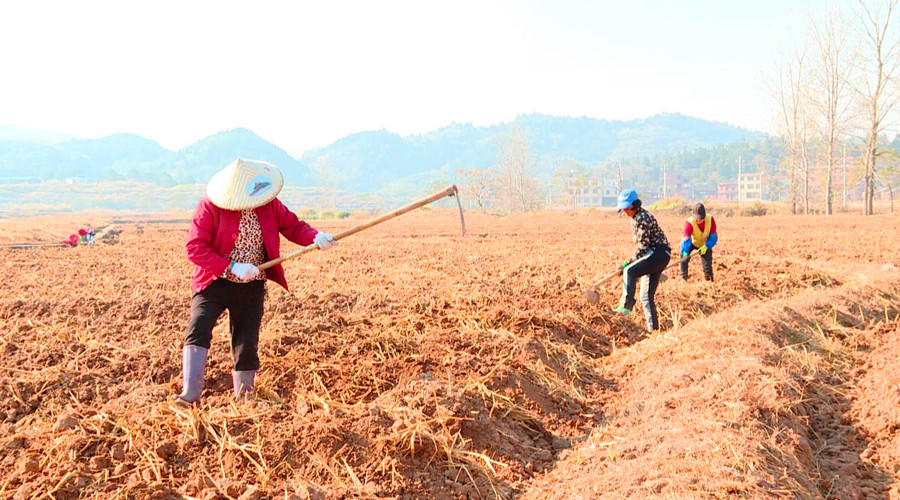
[186,197,318,293]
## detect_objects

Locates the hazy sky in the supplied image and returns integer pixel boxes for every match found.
[0,0,822,154]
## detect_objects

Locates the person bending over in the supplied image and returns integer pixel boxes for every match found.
[680,202,717,282]
[173,158,336,404]
[612,189,672,331]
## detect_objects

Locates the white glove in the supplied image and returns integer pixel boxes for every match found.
[314,232,336,250]
[230,262,259,280]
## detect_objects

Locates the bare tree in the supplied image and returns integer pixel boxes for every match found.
[313,157,344,210]
[549,162,578,210]
[772,46,812,214]
[498,127,540,212]
[457,168,494,209]
[809,5,854,215]
[877,147,900,212]
[856,0,900,215]
[567,164,590,211]
[547,167,569,209]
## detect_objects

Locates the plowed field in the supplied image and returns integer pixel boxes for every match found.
[1,210,899,499]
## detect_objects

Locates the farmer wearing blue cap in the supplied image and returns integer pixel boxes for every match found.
[613,189,671,330]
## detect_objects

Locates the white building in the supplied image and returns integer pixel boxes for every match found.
[566,173,618,208]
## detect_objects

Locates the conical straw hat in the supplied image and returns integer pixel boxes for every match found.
[206,158,284,210]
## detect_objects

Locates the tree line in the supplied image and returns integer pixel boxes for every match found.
[437,2,900,216]
[772,0,900,215]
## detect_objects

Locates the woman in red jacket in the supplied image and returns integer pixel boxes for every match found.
[174,158,336,404]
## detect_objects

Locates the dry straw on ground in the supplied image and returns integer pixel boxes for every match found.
[0,211,898,498]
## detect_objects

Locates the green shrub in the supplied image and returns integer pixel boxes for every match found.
[649,196,694,215]
[295,208,352,220]
[740,202,767,217]
[717,207,735,217]
[648,196,687,210]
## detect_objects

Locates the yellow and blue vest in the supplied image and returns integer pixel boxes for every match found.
[688,215,712,247]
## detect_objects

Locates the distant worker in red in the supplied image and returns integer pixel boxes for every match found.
[680,203,717,281]
[79,227,95,244]
[62,234,79,247]
[173,158,336,404]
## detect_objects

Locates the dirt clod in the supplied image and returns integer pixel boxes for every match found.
[13,483,35,500]
[154,441,177,461]
[113,463,131,476]
[16,457,39,474]
[551,438,571,450]
[300,484,325,500]
[5,437,26,450]
[201,488,223,500]
[225,480,246,498]
[110,443,125,461]
[90,455,110,469]
[53,413,78,432]
[237,485,265,500]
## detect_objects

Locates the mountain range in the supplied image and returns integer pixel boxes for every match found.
[0,113,764,193]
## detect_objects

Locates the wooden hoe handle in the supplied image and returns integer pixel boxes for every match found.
[258,185,462,271]
[590,256,683,289]
[585,252,684,303]
[591,269,622,289]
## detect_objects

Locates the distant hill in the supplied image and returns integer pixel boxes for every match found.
[302,113,763,192]
[0,128,316,186]
[65,134,175,182]
[173,128,314,185]
[303,130,444,192]
[0,114,763,194]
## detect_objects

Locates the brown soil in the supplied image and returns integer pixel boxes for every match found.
[0,211,898,499]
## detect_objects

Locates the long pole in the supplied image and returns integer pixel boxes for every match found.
[842,145,847,209]
[258,185,463,271]
[616,161,623,192]
[760,171,764,202]
[663,162,668,199]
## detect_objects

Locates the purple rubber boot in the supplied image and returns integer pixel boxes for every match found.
[232,370,256,399]
[172,345,208,404]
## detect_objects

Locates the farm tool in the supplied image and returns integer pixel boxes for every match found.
[583,249,694,304]
[258,184,465,271]
[0,242,68,249]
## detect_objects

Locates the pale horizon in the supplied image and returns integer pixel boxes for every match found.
[1,0,822,154]
[0,110,764,155]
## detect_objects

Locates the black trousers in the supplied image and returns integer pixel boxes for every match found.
[680,244,714,281]
[621,246,671,331]
[184,279,265,371]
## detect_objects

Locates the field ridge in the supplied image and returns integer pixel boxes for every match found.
[523,265,900,498]
[1,212,899,498]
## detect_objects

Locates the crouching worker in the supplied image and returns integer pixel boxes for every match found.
[680,203,717,281]
[173,158,337,404]
[613,190,671,331]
